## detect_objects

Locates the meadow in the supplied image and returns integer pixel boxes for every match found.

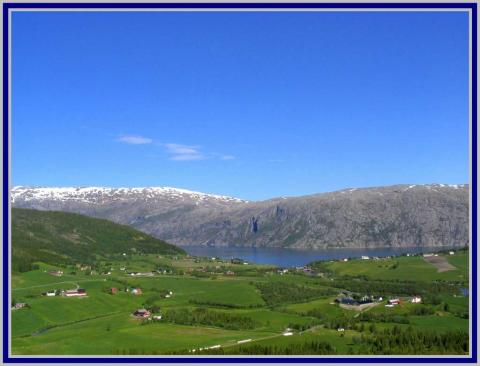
[11,249,469,355]
[310,250,469,282]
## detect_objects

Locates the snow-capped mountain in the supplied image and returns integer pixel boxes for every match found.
[11,184,469,249]
[11,186,248,205]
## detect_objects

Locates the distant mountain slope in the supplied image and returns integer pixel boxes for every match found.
[11,184,469,250]
[11,208,185,272]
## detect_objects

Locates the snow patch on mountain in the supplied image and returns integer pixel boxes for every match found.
[11,186,248,204]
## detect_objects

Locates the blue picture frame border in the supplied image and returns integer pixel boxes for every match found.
[2,2,477,363]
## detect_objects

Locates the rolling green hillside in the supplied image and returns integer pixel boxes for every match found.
[12,208,185,272]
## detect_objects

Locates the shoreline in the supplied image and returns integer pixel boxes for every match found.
[180,245,468,268]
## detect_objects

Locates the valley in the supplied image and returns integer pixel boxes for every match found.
[10,209,470,356]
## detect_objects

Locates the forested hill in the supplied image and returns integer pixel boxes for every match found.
[11,208,185,272]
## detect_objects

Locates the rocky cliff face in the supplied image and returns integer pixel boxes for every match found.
[11,184,469,249]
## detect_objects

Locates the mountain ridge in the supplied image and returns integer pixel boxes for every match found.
[11,186,249,204]
[11,184,469,250]
[11,183,467,203]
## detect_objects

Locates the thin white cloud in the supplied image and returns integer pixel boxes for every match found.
[116,135,152,145]
[164,143,200,155]
[170,153,206,161]
[127,141,234,162]
[162,143,206,161]
[221,155,235,160]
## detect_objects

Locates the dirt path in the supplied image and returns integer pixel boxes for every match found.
[423,255,456,272]
[220,323,325,351]
[340,301,380,312]
[221,333,283,349]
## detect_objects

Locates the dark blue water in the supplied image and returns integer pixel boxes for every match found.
[181,246,439,267]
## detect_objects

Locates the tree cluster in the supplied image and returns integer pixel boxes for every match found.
[353,326,468,355]
[256,282,336,306]
[161,308,258,330]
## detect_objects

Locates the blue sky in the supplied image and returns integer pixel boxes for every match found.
[12,11,469,200]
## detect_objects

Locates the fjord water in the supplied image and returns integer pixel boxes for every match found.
[181,246,445,267]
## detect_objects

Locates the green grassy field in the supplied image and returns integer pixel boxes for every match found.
[13,313,275,355]
[11,249,470,356]
[317,251,468,282]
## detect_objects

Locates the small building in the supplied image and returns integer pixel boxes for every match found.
[12,302,27,310]
[49,270,63,277]
[423,253,434,258]
[153,315,162,320]
[64,288,87,297]
[282,332,293,336]
[337,328,345,332]
[388,298,400,305]
[132,309,151,318]
[343,258,348,262]
[45,290,56,297]
[411,296,422,304]
[131,288,142,295]
[110,288,118,295]
[361,256,370,260]
[225,270,235,276]
[449,251,455,255]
